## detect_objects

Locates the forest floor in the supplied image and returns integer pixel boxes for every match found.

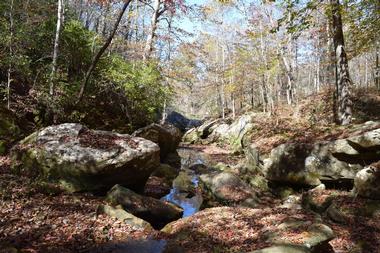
[1,87,380,253]
[1,144,380,253]
[248,87,380,154]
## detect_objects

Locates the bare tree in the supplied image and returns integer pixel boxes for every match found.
[49,0,64,96]
[77,0,133,103]
[143,0,167,61]
[143,0,162,61]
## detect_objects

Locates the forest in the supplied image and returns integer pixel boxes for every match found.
[0,0,379,252]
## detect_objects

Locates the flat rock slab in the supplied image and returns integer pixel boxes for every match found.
[97,204,153,231]
[107,184,183,229]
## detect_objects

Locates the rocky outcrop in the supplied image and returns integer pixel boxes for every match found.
[222,113,255,150]
[264,125,380,187]
[265,143,320,186]
[11,123,160,192]
[183,113,256,150]
[244,144,262,171]
[183,119,223,144]
[106,184,183,229]
[354,165,380,200]
[133,123,182,161]
[200,171,259,207]
[165,111,202,132]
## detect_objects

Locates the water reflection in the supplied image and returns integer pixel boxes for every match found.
[161,147,208,218]
[162,173,202,217]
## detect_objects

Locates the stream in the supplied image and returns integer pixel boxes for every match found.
[98,147,210,253]
[161,147,207,218]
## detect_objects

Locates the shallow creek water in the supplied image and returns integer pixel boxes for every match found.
[161,173,202,217]
[160,147,207,218]
[100,147,210,253]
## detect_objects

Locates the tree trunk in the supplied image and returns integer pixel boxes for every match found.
[7,0,14,109]
[376,43,380,90]
[77,0,132,103]
[49,0,64,96]
[330,0,352,125]
[143,0,161,61]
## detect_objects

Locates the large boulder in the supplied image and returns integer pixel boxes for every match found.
[244,144,262,171]
[265,125,380,187]
[165,111,202,132]
[305,126,380,182]
[11,123,160,192]
[182,119,224,144]
[223,113,255,150]
[106,184,183,229]
[133,123,182,161]
[0,107,23,155]
[265,143,321,186]
[354,165,380,199]
[182,128,199,144]
[200,171,259,207]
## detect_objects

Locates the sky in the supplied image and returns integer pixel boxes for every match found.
[173,0,249,42]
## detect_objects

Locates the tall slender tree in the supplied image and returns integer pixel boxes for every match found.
[330,0,352,125]
[143,0,162,61]
[7,0,14,109]
[50,0,64,96]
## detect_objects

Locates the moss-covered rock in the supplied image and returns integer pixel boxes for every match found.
[302,192,334,214]
[173,171,196,194]
[182,128,199,144]
[264,125,380,188]
[265,143,321,186]
[11,123,160,193]
[268,221,334,250]
[199,171,259,207]
[326,203,347,223]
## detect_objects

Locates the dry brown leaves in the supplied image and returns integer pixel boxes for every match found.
[159,207,319,253]
[78,129,138,150]
[0,162,151,253]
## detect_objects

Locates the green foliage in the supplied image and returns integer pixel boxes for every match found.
[61,20,95,83]
[275,0,318,36]
[344,0,380,55]
[99,55,171,127]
